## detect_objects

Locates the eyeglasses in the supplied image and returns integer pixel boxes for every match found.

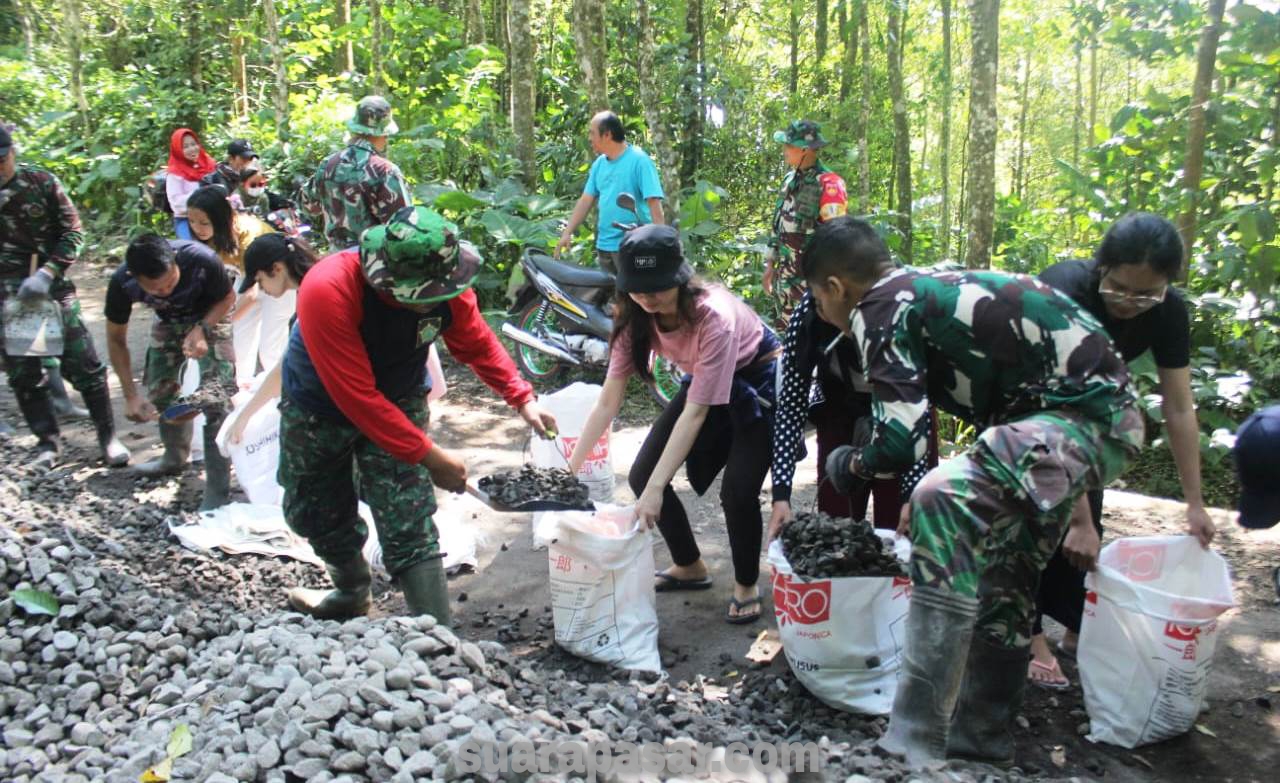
[1098,274,1167,310]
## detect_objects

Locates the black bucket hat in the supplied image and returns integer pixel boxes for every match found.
[616,225,694,294]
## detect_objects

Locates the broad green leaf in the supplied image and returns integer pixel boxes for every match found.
[167,724,193,759]
[12,588,59,616]
[433,190,488,212]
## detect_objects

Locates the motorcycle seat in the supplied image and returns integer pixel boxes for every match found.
[529,255,616,288]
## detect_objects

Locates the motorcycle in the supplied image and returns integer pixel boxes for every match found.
[502,194,684,404]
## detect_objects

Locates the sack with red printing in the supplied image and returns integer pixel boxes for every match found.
[1080,536,1235,748]
[766,531,911,715]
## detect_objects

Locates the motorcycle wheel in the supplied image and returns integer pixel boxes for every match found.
[515,301,567,382]
[647,352,685,406]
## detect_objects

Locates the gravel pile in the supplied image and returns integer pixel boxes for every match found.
[0,436,1018,782]
[780,513,906,579]
[477,465,592,510]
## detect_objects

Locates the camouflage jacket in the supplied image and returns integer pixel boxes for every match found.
[851,268,1135,481]
[301,138,411,249]
[0,165,84,279]
[770,163,847,261]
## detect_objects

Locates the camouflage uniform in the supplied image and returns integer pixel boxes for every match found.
[301,96,410,249]
[848,268,1144,648]
[278,395,439,576]
[143,319,236,415]
[768,121,847,311]
[0,164,109,401]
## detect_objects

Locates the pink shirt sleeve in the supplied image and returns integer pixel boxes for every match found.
[685,315,737,406]
[606,328,637,379]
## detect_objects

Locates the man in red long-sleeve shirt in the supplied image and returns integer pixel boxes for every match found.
[280,206,555,624]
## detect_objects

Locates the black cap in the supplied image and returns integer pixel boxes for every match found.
[240,233,291,293]
[227,139,257,159]
[1234,405,1280,529]
[0,125,12,156]
[616,225,693,294]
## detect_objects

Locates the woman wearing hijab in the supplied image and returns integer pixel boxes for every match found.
[165,128,216,240]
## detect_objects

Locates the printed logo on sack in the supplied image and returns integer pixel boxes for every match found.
[553,554,573,573]
[772,571,831,626]
[891,575,912,600]
[1164,622,1202,661]
[1112,540,1166,582]
[1083,590,1098,618]
[557,436,609,465]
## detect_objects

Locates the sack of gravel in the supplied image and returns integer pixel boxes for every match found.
[534,505,662,673]
[768,519,911,715]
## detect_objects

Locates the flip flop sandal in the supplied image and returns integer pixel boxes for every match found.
[725,594,762,625]
[654,571,713,592]
[1028,658,1071,690]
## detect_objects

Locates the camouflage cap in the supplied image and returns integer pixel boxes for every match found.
[360,206,481,306]
[772,119,828,149]
[347,96,399,136]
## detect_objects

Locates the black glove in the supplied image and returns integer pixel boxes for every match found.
[17,268,54,302]
[825,445,864,496]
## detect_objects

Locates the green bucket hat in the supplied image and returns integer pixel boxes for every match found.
[347,95,399,136]
[773,119,828,149]
[360,206,481,306]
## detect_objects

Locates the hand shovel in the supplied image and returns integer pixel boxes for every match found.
[464,482,595,513]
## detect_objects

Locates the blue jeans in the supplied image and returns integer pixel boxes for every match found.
[174,217,192,240]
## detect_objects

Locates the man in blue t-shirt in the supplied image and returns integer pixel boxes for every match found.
[555,111,665,274]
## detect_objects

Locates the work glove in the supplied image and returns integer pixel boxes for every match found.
[824,445,865,496]
[17,267,54,302]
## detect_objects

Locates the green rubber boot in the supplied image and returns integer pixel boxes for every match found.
[946,635,1030,766]
[131,421,193,477]
[288,555,373,620]
[398,558,450,625]
[198,418,231,511]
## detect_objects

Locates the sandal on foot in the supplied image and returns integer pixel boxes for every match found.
[654,571,713,592]
[1028,657,1071,690]
[725,594,762,625]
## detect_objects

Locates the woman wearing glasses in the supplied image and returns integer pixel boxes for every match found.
[1028,212,1215,690]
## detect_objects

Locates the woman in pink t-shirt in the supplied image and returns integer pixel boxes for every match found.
[567,226,779,624]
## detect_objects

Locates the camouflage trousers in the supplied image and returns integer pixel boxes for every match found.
[0,277,107,398]
[277,396,440,577]
[144,317,236,417]
[907,405,1144,648]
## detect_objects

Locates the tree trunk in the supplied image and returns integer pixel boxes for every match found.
[940,0,952,258]
[335,0,354,75]
[636,0,682,211]
[680,0,705,187]
[14,0,37,62]
[466,0,486,43]
[371,0,385,92]
[1177,0,1228,262]
[571,0,609,112]
[231,34,248,119]
[840,0,858,101]
[496,0,511,116]
[262,0,289,140]
[1088,25,1098,145]
[59,0,91,124]
[815,0,828,94]
[788,0,799,97]
[888,0,912,259]
[508,0,537,188]
[1014,45,1031,200]
[857,0,870,211]
[963,0,999,269]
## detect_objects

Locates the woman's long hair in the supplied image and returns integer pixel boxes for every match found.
[610,277,709,381]
[187,185,237,257]
[280,237,320,285]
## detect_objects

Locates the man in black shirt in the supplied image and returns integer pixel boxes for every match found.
[1030,213,1212,690]
[105,235,237,510]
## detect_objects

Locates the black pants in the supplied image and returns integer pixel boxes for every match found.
[629,384,772,587]
[1033,488,1105,635]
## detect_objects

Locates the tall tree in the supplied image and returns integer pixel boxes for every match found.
[887,0,912,258]
[939,0,953,258]
[466,0,486,43]
[815,0,828,93]
[335,0,355,75]
[1177,0,1229,261]
[13,0,36,62]
[857,0,870,211]
[679,0,705,186]
[1013,44,1031,200]
[508,0,537,187]
[963,0,1000,269]
[788,0,799,96]
[840,0,860,101]
[371,0,385,93]
[571,0,609,112]
[636,0,682,210]
[262,0,289,140]
[59,0,90,124]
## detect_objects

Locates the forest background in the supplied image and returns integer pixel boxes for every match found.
[1,0,1277,505]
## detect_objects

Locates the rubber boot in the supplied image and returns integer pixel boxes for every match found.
[288,555,373,620]
[15,388,61,469]
[47,364,89,420]
[876,586,979,767]
[946,636,1031,766]
[399,558,451,625]
[82,384,130,467]
[198,419,231,511]
[131,421,192,477]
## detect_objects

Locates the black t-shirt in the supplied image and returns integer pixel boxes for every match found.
[105,240,232,324]
[1038,258,1190,368]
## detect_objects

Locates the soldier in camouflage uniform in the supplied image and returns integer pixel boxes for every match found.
[765,120,847,314]
[300,96,411,249]
[0,125,130,468]
[804,217,1143,768]
[280,206,556,624]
